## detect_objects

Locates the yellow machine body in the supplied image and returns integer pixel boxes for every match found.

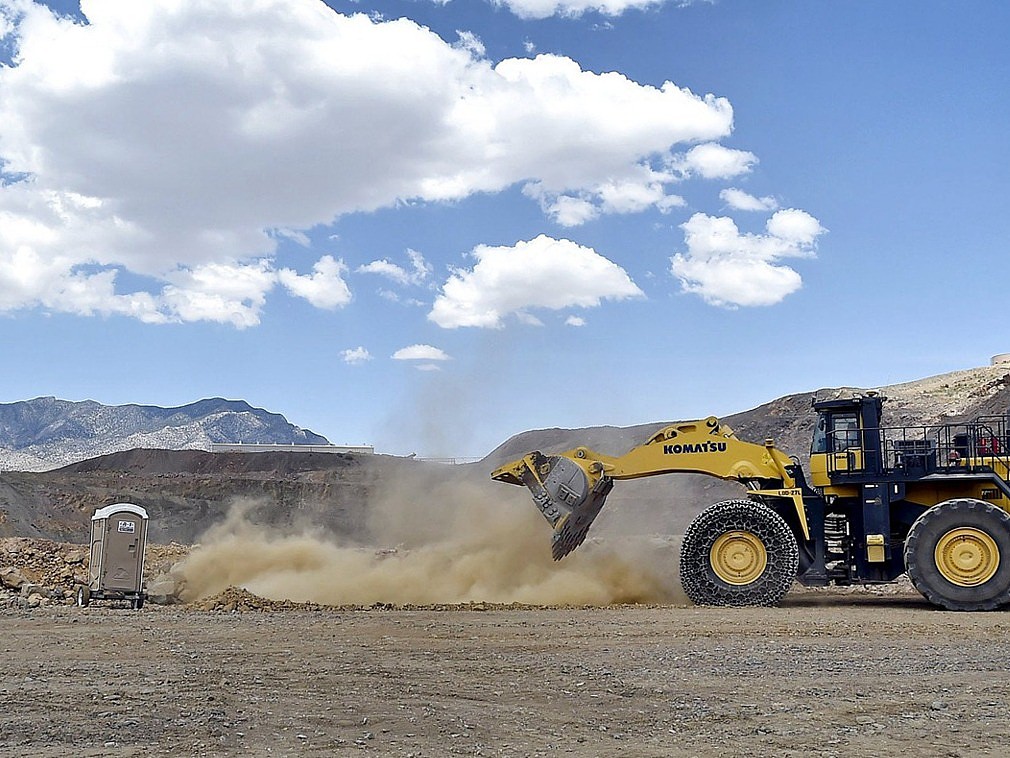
[493,393,1010,611]
[492,416,807,559]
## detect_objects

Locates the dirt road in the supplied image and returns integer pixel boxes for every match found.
[2,588,1009,757]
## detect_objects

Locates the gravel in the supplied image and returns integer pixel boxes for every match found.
[2,594,1010,756]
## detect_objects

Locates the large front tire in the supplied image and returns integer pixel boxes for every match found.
[680,499,799,607]
[904,498,1010,611]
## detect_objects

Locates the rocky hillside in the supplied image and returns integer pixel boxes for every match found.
[0,446,481,544]
[483,365,1010,468]
[0,397,328,471]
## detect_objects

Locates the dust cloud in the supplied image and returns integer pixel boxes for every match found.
[176,471,685,606]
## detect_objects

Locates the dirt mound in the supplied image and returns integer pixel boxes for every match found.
[187,585,326,612]
[0,537,88,602]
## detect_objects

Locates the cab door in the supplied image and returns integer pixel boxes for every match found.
[828,412,864,473]
[810,411,865,486]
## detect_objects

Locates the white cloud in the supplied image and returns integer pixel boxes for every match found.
[528,167,687,226]
[272,228,311,247]
[357,249,432,287]
[492,0,672,19]
[160,261,277,329]
[0,1,734,323]
[359,261,411,284]
[670,210,825,307]
[670,143,757,180]
[392,344,452,361]
[515,311,545,327]
[454,29,485,58]
[532,192,599,226]
[429,234,643,328]
[0,251,352,328]
[766,207,826,245]
[341,346,373,365]
[720,187,778,212]
[0,250,352,328]
[278,255,352,310]
[566,315,586,326]
[595,175,684,215]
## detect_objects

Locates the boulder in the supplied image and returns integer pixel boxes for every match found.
[146,577,179,605]
[1,566,27,590]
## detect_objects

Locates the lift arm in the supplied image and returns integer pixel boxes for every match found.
[492,416,801,559]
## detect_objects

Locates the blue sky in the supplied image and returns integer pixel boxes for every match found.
[0,0,1008,457]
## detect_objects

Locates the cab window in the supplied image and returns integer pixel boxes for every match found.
[812,416,828,453]
[831,413,860,452]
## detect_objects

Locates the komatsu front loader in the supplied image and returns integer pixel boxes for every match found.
[492,394,1010,611]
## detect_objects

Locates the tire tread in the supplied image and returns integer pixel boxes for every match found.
[904,498,1010,611]
[680,499,798,607]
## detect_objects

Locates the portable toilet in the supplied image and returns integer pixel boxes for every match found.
[78,503,149,609]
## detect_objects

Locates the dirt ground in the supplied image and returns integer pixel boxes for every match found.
[3,588,1010,757]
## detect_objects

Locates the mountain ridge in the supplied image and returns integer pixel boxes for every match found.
[0,396,329,471]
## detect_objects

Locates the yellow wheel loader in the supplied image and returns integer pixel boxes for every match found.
[492,394,1010,611]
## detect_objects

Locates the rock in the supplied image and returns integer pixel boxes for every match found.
[1,566,27,590]
[146,577,179,604]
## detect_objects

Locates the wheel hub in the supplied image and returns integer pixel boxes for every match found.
[710,531,768,585]
[934,527,1000,587]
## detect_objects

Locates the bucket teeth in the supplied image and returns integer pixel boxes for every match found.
[549,475,613,560]
[552,523,591,560]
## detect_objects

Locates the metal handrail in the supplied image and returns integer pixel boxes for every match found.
[826,415,1010,484]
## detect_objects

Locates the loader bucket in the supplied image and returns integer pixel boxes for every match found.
[492,451,614,560]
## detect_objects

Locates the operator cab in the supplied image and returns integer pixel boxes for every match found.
[809,394,885,487]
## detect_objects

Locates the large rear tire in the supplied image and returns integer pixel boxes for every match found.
[680,499,799,607]
[904,498,1010,611]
